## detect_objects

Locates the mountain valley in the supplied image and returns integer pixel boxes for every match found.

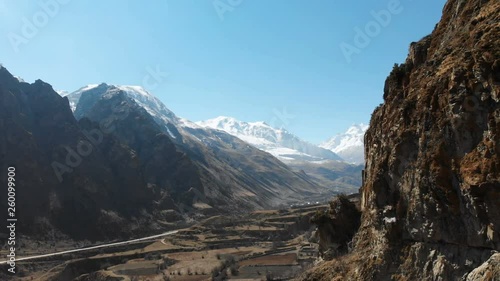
[0,0,498,280]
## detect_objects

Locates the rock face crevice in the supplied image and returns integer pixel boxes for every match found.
[301,0,499,280]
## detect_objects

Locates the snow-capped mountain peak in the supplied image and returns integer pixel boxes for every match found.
[197,116,342,162]
[320,123,368,164]
[114,85,176,120]
[65,83,176,119]
[65,83,189,139]
[60,84,103,111]
[345,123,368,136]
[199,116,281,137]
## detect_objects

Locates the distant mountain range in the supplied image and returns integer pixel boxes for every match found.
[64,85,368,168]
[1,69,339,240]
[197,117,367,165]
[197,117,343,162]
[196,117,365,193]
[67,86,367,194]
[66,83,332,209]
[0,64,365,239]
[63,86,368,166]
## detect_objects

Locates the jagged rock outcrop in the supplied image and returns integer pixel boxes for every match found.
[301,0,500,280]
[466,253,500,281]
[310,194,361,260]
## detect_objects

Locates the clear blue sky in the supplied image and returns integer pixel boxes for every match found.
[0,0,446,143]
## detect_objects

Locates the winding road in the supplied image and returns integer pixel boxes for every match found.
[0,230,179,264]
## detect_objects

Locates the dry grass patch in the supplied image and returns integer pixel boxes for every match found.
[239,253,297,266]
[165,247,260,277]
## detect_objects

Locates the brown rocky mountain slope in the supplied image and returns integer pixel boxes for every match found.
[300,0,500,280]
[0,66,332,241]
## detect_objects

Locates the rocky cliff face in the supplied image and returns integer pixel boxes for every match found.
[302,0,500,280]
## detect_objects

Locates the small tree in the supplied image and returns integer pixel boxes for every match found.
[230,264,239,276]
[266,271,274,281]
